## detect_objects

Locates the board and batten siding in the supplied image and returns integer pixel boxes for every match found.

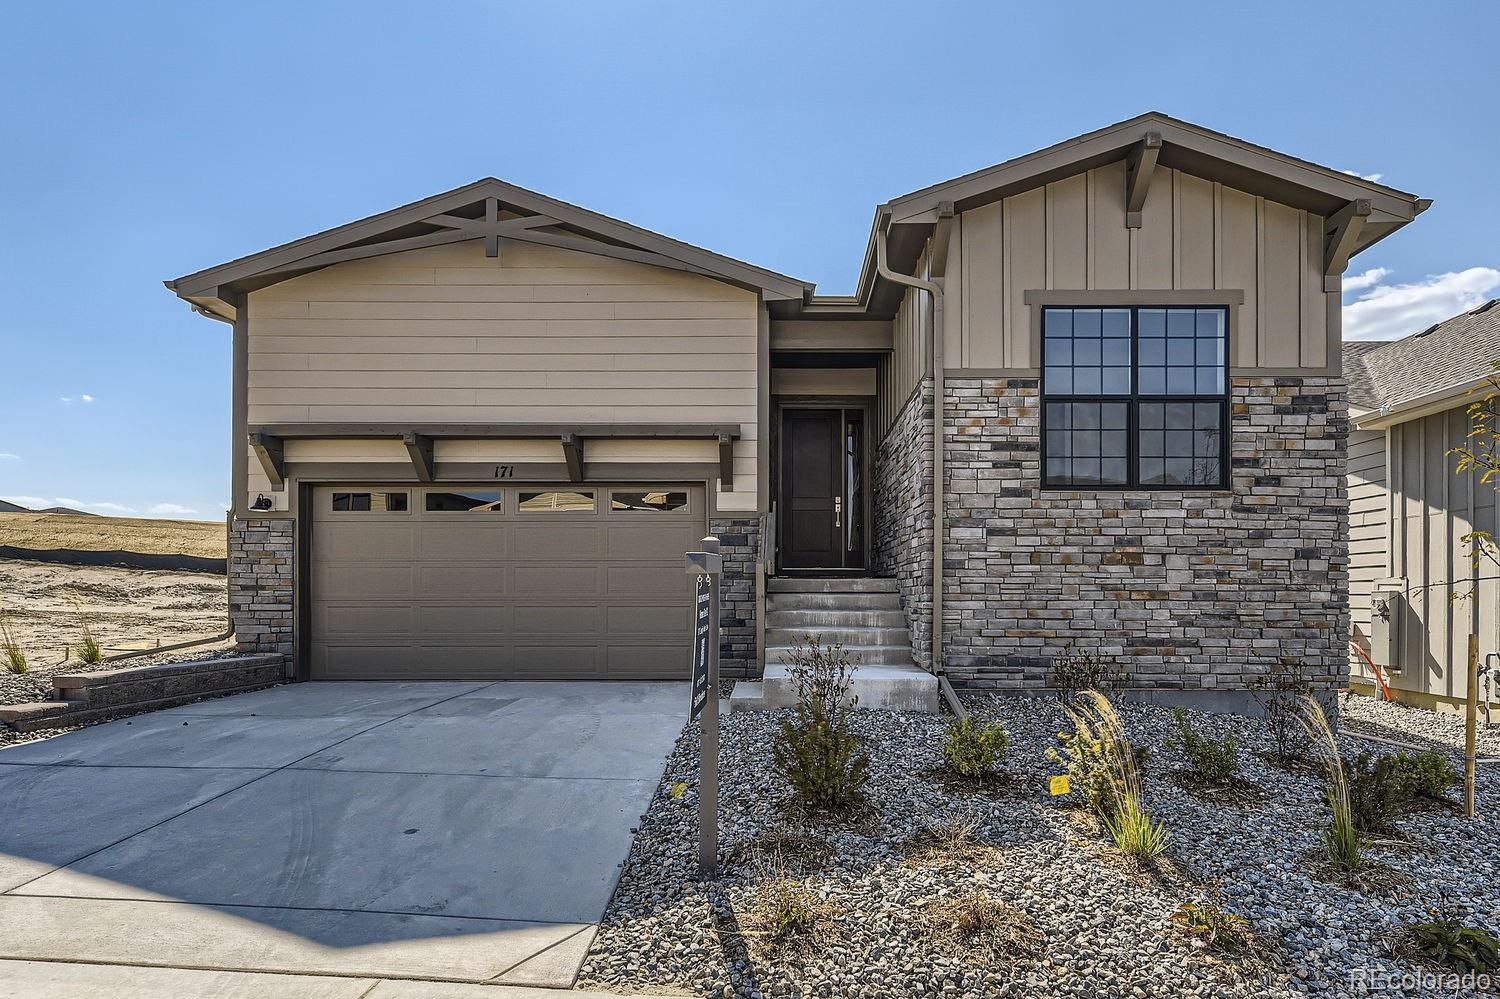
[1347,428,1388,682]
[1349,405,1500,704]
[953,162,1333,371]
[244,237,760,511]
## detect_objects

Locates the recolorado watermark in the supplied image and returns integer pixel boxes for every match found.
[1349,966,1492,993]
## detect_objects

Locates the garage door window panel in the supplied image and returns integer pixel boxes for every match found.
[610,490,690,513]
[425,491,504,512]
[331,491,409,513]
[518,490,597,513]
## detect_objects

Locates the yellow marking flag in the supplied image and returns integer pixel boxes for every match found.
[1049,775,1072,796]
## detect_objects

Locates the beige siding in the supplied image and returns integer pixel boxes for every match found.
[245,238,760,511]
[881,242,935,432]
[772,368,877,396]
[956,165,1332,372]
[1347,428,1387,682]
[1355,405,1500,705]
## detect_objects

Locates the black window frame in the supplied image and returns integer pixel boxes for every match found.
[1040,305,1230,491]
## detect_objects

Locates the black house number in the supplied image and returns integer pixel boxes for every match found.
[492,465,515,479]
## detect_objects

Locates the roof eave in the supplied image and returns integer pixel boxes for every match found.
[1353,373,1491,431]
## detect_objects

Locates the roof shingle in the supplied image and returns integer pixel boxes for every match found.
[1343,299,1500,412]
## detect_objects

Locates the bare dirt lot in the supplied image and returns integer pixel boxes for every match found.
[0,512,225,558]
[0,559,230,705]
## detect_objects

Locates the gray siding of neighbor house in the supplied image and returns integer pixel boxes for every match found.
[1348,405,1500,706]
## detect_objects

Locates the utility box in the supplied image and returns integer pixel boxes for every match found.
[1369,580,1405,671]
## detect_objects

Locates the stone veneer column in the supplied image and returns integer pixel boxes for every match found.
[709,516,760,680]
[228,518,295,667]
[872,379,935,670]
[941,375,1349,698]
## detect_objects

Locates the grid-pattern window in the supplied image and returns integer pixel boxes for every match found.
[1042,306,1228,489]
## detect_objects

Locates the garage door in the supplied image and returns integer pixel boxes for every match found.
[309,484,702,680]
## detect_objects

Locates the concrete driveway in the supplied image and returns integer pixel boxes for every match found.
[0,681,685,991]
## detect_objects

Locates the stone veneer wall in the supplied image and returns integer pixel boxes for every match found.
[942,375,1349,694]
[872,381,934,670]
[228,518,295,667]
[711,516,760,680]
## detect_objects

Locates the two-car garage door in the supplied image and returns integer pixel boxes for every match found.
[309,484,702,680]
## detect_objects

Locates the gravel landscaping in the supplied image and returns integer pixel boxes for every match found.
[580,692,1500,999]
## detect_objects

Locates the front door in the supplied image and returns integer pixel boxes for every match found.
[780,407,865,570]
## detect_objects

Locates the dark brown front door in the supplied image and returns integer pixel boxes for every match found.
[780,408,865,570]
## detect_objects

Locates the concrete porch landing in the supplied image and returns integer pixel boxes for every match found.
[729,663,940,713]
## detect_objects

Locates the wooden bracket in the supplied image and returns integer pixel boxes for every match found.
[418,205,562,260]
[1125,131,1163,228]
[248,432,285,489]
[717,433,735,490]
[1323,199,1372,292]
[561,433,584,482]
[402,432,434,482]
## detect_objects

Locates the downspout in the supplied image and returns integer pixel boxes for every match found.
[876,221,945,680]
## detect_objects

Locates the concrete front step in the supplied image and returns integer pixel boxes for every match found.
[730,664,938,713]
[765,608,908,628]
[766,626,910,648]
[767,576,898,593]
[766,644,916,667]
[767,591,902,611]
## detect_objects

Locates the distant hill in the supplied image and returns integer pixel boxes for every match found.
[36,506,98,517]
[0,500,29,513]
[0,513,224,559]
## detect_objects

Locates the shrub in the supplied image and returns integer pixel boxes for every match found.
[922,890,1041,962]
[1049,643,1128,703]
[755,874,820,940]
[1409,919,1500,974]
[1345,750,1461,832]
[1250,667,1311,760]
[70,597,103,665]
[0,605,25,674]
[1164,707,1239,783]
[1174,900,1253,955]
[772,638,868,809]
[944,717,1009,777]
[1299,694,1360,871]
[1050,690,1167,856]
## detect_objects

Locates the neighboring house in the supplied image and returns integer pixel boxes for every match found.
[1345,302,1500,711]
[167,111,1428,707]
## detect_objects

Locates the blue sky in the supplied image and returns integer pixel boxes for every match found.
[1,1,1495,520]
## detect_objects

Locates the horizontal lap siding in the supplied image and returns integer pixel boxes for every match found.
[246,239,759,511]
[957,164,1330,372]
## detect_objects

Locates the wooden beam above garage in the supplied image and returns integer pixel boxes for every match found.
[251,423,741,441]
[1324,199,1372,292]
[248,432,285,489]
[402,432,435,482]
[561,434,584,482]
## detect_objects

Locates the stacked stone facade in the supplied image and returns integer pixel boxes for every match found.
[941,375,1349,695]
[872,382,935,670]
[228,518,295,667]
[711,516,760,680]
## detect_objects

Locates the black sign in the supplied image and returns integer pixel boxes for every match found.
[690,573,711,721]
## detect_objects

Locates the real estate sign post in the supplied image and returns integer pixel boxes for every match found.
[685,536,721,873]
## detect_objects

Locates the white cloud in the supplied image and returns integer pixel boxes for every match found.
[80,394,94,403]
[1342,267,1391,294]
[148,503,199,516]
[0,495,49,509]
[58,393,95,404]
[1344,266,1500,341]
[0,453,17,460]
[1342,169,1384,183]
[54,497,137,514]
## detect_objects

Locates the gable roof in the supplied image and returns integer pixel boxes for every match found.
[167,177,814,320]
[1345,299,1500,422]
[792,111,1430,320]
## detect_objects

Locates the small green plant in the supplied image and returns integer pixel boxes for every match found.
[944,717,1009,777]
[757,874,818,939]
[69,597,103,665]
[1250,667,1311,760]
[1345,749,1462,832]
[1050,690,1167,856]
[772,638,868,809]
[1174,900,1253,955]
[1409,918,1500,974]
[0,604,26,674]
[1049,643,1128,703]
[1299,694,1360,871]
[1164,707,1239,783]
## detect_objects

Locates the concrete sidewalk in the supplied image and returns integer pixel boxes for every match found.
[0,681,686,992]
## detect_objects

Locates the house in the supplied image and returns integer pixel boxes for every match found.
[166,112,1428,709]
[1345,302,1500,712]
